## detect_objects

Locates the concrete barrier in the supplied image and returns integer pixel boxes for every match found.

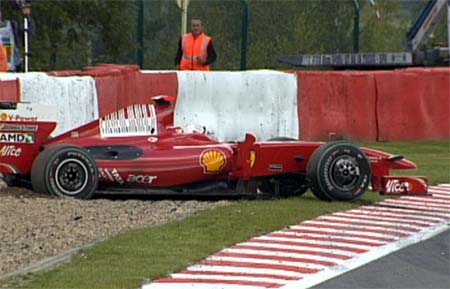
[294,68,450,141]
[376,68,450,141]
[295,71,378,141]
[0,72,98,136]
[0,77,20,103]
[4,65,448,142]
[175,70,299,142]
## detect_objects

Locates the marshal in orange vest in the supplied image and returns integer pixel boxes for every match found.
[180,32,212,71]
[0,40,7,72]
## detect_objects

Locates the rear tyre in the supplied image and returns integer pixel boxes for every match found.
[306,142,371,201]
[31,145,98,199]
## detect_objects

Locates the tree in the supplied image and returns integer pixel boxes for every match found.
[1,0,442,71]
[1,0,138,71]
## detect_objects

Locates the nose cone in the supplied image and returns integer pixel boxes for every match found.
[362,147,417,170]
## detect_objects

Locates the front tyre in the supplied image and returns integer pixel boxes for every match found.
[307,142,371,201]
[31,145,98,199]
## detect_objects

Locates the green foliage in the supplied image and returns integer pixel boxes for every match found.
[1,0,138,71]
[0,0,446,70]
[360,0,408,52]
[357,140,450,185]
[247,1,353,69]
[142,0,179,69]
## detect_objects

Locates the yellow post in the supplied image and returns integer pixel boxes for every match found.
[176,0,190,36]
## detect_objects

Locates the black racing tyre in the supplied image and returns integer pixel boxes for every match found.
[259,173,309,197]
[306,142,371,202]
[31,144,98,199]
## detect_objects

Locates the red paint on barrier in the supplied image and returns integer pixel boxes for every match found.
[90,66,178,116]
[293,68,449,141]
[47,66,449,141]
[47,65,179,118]
[0,79,20,103]
[47,70,84,76]
[137,72,178,102]
[293,70,378,141]
[85,65,141,116]
[375,68,450,141]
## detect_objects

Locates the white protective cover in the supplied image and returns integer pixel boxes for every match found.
[0,72,99,136]
[175,70,299,142]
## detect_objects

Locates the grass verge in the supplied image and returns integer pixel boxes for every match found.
[7,140,450,289]
[358,140,449,184]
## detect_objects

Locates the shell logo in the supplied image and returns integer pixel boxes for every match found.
[0,113,8,121]
[200,149,226,174]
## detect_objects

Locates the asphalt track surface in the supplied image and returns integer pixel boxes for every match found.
[313,229,450,289]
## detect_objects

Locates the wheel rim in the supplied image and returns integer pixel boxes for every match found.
[55,159,88,195]
[329,156,360,191]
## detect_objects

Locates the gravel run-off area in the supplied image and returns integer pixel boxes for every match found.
[0,182,230,278]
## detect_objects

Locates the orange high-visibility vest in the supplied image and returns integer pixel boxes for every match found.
[0,43,7,72]
[180,33,211,71]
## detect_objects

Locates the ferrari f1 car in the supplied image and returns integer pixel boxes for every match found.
[0,97,428,201]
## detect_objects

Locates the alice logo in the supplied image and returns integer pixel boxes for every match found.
[200,149,226,173]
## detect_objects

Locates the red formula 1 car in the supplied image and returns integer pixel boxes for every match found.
[0,97,428,201]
